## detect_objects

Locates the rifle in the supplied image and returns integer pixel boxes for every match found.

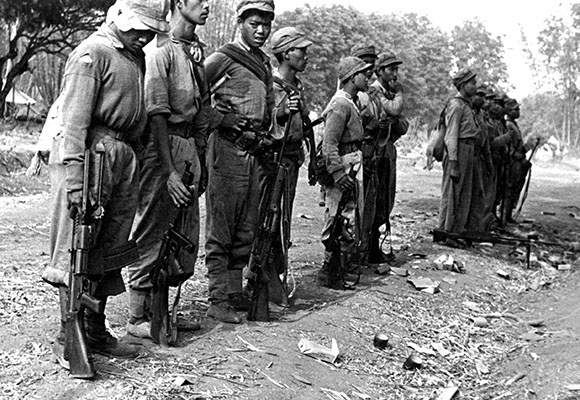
[432,229,568,269]
[150,162,196,346]
[360,122,391,260]
[513,139,540,220]
[66,145,106,379]
[322,165,360,290]
[303,116,325,186]
[247,117,293,322]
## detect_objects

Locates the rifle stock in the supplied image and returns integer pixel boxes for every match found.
[150,162,195,346]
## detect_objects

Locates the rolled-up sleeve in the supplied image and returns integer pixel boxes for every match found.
[145,46,171,118]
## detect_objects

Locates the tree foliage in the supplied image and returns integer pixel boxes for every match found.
[536,4,580,147]
[0,0,109,117]
[449,19,509,89]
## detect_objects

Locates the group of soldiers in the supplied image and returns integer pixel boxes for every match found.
[38,0,531,373]
[436,69,541,248]
[40,0,406,365]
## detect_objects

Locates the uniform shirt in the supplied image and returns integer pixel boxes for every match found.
[145,35,203,124]
[322,90,364,181]
[61,23,148,191]
[145,34,207,153]
[272,69,309,144]
[205,39,274,132]
[506,119,526,161]
[444,95,479,161]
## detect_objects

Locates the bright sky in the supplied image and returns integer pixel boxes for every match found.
[277,0,573,99]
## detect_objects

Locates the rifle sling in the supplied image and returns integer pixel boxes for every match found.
[217,44,270,84]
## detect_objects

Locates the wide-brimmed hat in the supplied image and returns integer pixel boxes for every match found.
[108,0,170,34]
[271,27,312,54]
[338,56,373,83]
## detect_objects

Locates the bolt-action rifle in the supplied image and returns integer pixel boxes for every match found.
[247,114,293,322]
[432,228,569,269]
[150,162,196,346]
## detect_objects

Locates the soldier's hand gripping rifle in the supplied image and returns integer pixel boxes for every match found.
[247,114,294,322]
[150,162,196,346]
[322,165,360,290]
[66,145,106,379]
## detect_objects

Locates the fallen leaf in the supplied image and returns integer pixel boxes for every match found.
[291,373,312,385]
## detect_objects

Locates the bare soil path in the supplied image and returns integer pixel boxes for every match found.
[0,148,579,400]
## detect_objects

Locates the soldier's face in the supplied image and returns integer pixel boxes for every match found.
[472,94,485,108]
[378,65,398,84]
[117,29,156,54]
[239,14,272,48]
[286,47,309,72]
[179,0,210,26]
[353,71,369,92]
[463,78,477,97]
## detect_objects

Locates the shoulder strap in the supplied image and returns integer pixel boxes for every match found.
[217,43,269,84]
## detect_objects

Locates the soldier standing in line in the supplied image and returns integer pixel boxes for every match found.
[317,56,373,286]
[204,0,275,323]
[482,91,511,230]
[350,44,383,266]
[470,84,493,232]
[268,27,313,302]
[43,0,170,366]
[503,98,529,223]
[366,51,408,262]
[126,0,211,338]
[438,69,485,246]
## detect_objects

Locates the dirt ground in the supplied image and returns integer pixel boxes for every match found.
[1,125,580,399]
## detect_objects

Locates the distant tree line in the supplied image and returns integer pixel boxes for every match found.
[1,1,579,150]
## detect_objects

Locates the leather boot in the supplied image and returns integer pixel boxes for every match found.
[317,260,329,287]
[207,302,241,324]
[126,289,152,339]
[226,269,248,311]
[85,298,140,358]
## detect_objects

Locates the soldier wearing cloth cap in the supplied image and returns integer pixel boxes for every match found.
[480,90,510,229]
[203,0,276,323]
[364,51,409,262]
[267,26,313,300]
[126,0,211,338]
[470,84,493,231]
[438,69,486,245]
[317,56,373,286]
[43,0,170,366]
[350,44,382,266]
